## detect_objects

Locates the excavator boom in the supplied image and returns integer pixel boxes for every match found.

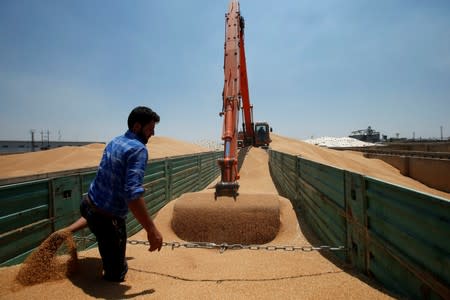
[216,0,242,196]
[216,0,271,196]
[239,16,254,142]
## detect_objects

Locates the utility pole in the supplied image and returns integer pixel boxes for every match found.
[30,129,36,152]
[441,126,443,141]
[40,130,44,147]
[47,129,50,148]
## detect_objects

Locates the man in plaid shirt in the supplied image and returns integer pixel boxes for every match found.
[68,106,163,282]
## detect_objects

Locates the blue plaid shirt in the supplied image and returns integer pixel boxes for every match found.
[88,130,148,218]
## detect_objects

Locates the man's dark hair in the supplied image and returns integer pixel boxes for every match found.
[128,106,160,129]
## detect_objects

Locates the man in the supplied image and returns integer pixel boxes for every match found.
[67,106,163,282]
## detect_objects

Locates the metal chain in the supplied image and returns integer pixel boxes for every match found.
[73,236,345,254]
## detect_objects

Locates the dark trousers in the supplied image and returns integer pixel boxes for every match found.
[80,198,128,282]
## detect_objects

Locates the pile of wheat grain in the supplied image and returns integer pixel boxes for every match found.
[16,230,78,286]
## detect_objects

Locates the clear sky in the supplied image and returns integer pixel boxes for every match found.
[1,0,449,143]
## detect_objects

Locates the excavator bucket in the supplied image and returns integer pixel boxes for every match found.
[171,191,280,244]
[215,181,239,198]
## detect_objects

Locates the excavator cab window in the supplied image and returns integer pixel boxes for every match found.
[257,125,266,138]
[255,124,269,146]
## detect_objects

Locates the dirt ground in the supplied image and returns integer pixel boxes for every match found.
[0,133,445,299]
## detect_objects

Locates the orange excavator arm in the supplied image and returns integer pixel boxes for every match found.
[239,16,254,141]
[216,0,271,196]
[216,0,244,196]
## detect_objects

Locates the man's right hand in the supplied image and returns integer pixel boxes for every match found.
[128,196,163,251]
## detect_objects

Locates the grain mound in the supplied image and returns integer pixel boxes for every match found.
[270,134,450,199]
[171,192,280,244]
[172,148,282,244]
[16,230,78,285]
[147,136,209,159]
[0,136,209,180]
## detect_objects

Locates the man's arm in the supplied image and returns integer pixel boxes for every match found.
[65,217,88,233]
[128,196,163,251]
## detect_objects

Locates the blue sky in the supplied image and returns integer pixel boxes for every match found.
[1,0,449,143]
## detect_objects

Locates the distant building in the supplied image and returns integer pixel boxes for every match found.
[0,140,104,155]
[349,126,381,143]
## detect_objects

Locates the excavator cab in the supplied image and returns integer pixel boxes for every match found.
[254,122,271,148]
[238,123,272,149]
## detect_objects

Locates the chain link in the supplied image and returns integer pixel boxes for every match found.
[73,236,345,253]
